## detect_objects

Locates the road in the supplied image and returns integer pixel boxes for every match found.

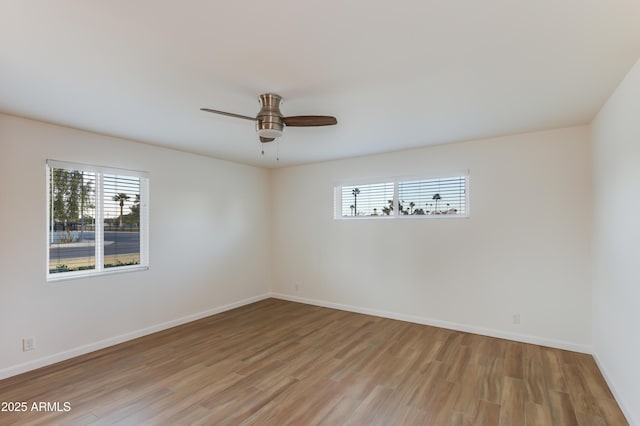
[49,232,140,260]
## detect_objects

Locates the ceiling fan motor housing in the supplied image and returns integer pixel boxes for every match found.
[256,93,284,138]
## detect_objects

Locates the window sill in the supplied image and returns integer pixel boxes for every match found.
[335,214,469,221]
[47,265,149,283]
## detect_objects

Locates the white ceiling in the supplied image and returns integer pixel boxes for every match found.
[1,1,639,167]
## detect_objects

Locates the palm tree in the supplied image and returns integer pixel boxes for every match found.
[409,201,415,214]
[352,188,360,216]
[113,193,130,228]
[432,193,441,213]
[350,204,355,216]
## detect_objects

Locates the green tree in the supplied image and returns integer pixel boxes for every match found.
[67,171,82,221]
[382,199,393,215]
[398,200,407,215]
[113,193,130,228]
[50,169,94,224]
[51,169,68,223]
[124,194,141,225]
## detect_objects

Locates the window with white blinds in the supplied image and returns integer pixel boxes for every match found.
[398,176,467,216]
[47,160,149,281]
[336,174,468,219]
[340,182,394,217]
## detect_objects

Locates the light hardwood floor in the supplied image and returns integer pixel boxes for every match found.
[0,299,627,425]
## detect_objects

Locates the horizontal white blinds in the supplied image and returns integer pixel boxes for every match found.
[103,174,141,225]
[337,174,468,219]
[341,182,394,217]
[398,176,467,216]
[49,168,97,272]
[47,159,149,179]
[103,174,142,269]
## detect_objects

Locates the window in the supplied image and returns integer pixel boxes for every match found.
[47,160,149,281]
[340,182,394,217]
[398,176,467,216]
[335,174,468,219]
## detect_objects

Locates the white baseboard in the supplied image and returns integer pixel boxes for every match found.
[270,292,592,354]
[592,353,635,425]
[0,293,271,381]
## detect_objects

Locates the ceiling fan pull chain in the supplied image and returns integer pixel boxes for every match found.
[259,137,264,155]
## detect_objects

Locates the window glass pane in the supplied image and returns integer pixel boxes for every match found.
[398,176,467,216]
[341,182,394,217]
[103,174,141,269]
[49,168,96,273]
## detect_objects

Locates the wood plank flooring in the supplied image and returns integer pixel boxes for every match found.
[0,299,627,425]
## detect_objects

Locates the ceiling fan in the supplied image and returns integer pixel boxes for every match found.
[201,93,337,142]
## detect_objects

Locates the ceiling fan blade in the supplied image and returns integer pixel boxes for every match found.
[259,137,275,143]
[200,108,255,121]
[283,115,337,127]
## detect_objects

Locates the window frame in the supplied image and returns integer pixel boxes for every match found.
[46,160,150,282]
[334,172,470,220]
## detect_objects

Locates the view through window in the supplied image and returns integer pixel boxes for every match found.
[47,160,148,280]
[337,175,468,218]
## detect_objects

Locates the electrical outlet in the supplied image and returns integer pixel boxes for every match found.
[512,314,520,325]
[22,337,35,352]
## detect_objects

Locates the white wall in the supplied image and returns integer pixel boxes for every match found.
[272,127,592,350]
[592,59,640,424]
[0,114,271,377]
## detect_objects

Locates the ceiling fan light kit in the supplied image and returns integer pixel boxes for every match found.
[201,93,337,144]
